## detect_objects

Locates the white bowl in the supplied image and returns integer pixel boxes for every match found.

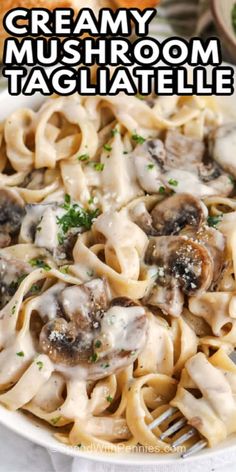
[0,65,236,465]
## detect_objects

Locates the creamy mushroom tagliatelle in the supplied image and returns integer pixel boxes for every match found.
[1,91,236,453]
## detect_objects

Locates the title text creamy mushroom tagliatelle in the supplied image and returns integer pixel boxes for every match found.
[1,92,236,452]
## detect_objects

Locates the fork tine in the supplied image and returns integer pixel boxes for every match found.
[181,439,208,458]
[160,418,187,440]
[148,407,178,431]
[172,428,196,448]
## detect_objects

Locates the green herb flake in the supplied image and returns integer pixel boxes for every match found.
[123,151,128,155]
[168,179,178,187]
[147,164,154,170]
[89,353,98,363]
[232,3,236,33]
[207,215,223,228]
[103,144,112,152]
[229,175,235,184]
[95,340,102,349]
[111,128,119,137]
[51,416,61,425]
[131,133,146,145]
[136,93,145,100]
[101,363,110,369]
[88,196,94,205]
[36,361,44,371]
[11,304,17,315]
[159,186,166,194]
[77,444,82,448]
[78,154,89,162]
[9,274,28,293]
[87,269,94,277]
[16,351,24,357]
[57,204,99,235]
[64,194,71,205]
[92,163,104,172]
[106,395,113,403]
[29,258,51,272]
[60,266,69,275]
[30,284,41,293]
[57,233,65,245]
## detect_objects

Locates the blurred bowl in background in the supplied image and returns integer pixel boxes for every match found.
[211,0,236,64]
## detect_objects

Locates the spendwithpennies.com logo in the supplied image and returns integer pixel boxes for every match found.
[50,443,186,454]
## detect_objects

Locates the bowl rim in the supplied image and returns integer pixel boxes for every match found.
[211,0,236,52]
[1,407,236,466]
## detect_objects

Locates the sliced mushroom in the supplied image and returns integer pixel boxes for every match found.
[133,140,165,194]
[131,194,207,237]
[183,226,225,286]
[165,130,205,170]
[134,131,234,198]
[151,193,207,236]
[39,279,148,380]
[130,201,157,236]
[144,235,214,316]
[146,236,214,295]
[146,279,184,317]
[209,123,236,178]
[0,188,25,247]
[0,255,31,309]
[20,203,63,250]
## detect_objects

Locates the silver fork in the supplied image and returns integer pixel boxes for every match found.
[148,350,236,458]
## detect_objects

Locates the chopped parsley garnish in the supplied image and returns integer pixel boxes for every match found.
[51,416,61,425]
[168,178,178,187]
[57,197,99,237]
[64,193,71,205]
[111,128,119,136]
[136,93,145,100]
[92,163,104,172]
[30,284,41,293]
[87,269,94,277]
[207,214,223,228]
[16,351,24,357]
[9,274,28,292]
[106,395,113,403]
[95,340,102,349]
[78,153,89,162]
[88,196,94,205]
[101,363,110,369]
[123,151,128,155]
[58,233,65,245]
[103,144,112,152]
[11,304,17,315]
[60,266,69,275]
[29,259,51,271]
[232,3,236,34]
[36,361,44,371]
[229,175,235,184]
[159,186,166,194]
[131,133,146,145]
[147,164,154,170]
[89,353,98,363]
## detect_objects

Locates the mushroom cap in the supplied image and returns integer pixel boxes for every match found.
[145,235,214,296]
[0,187,25,239]
[38,281,148,379]
[150,193,207,236]
[0,254,31,309]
